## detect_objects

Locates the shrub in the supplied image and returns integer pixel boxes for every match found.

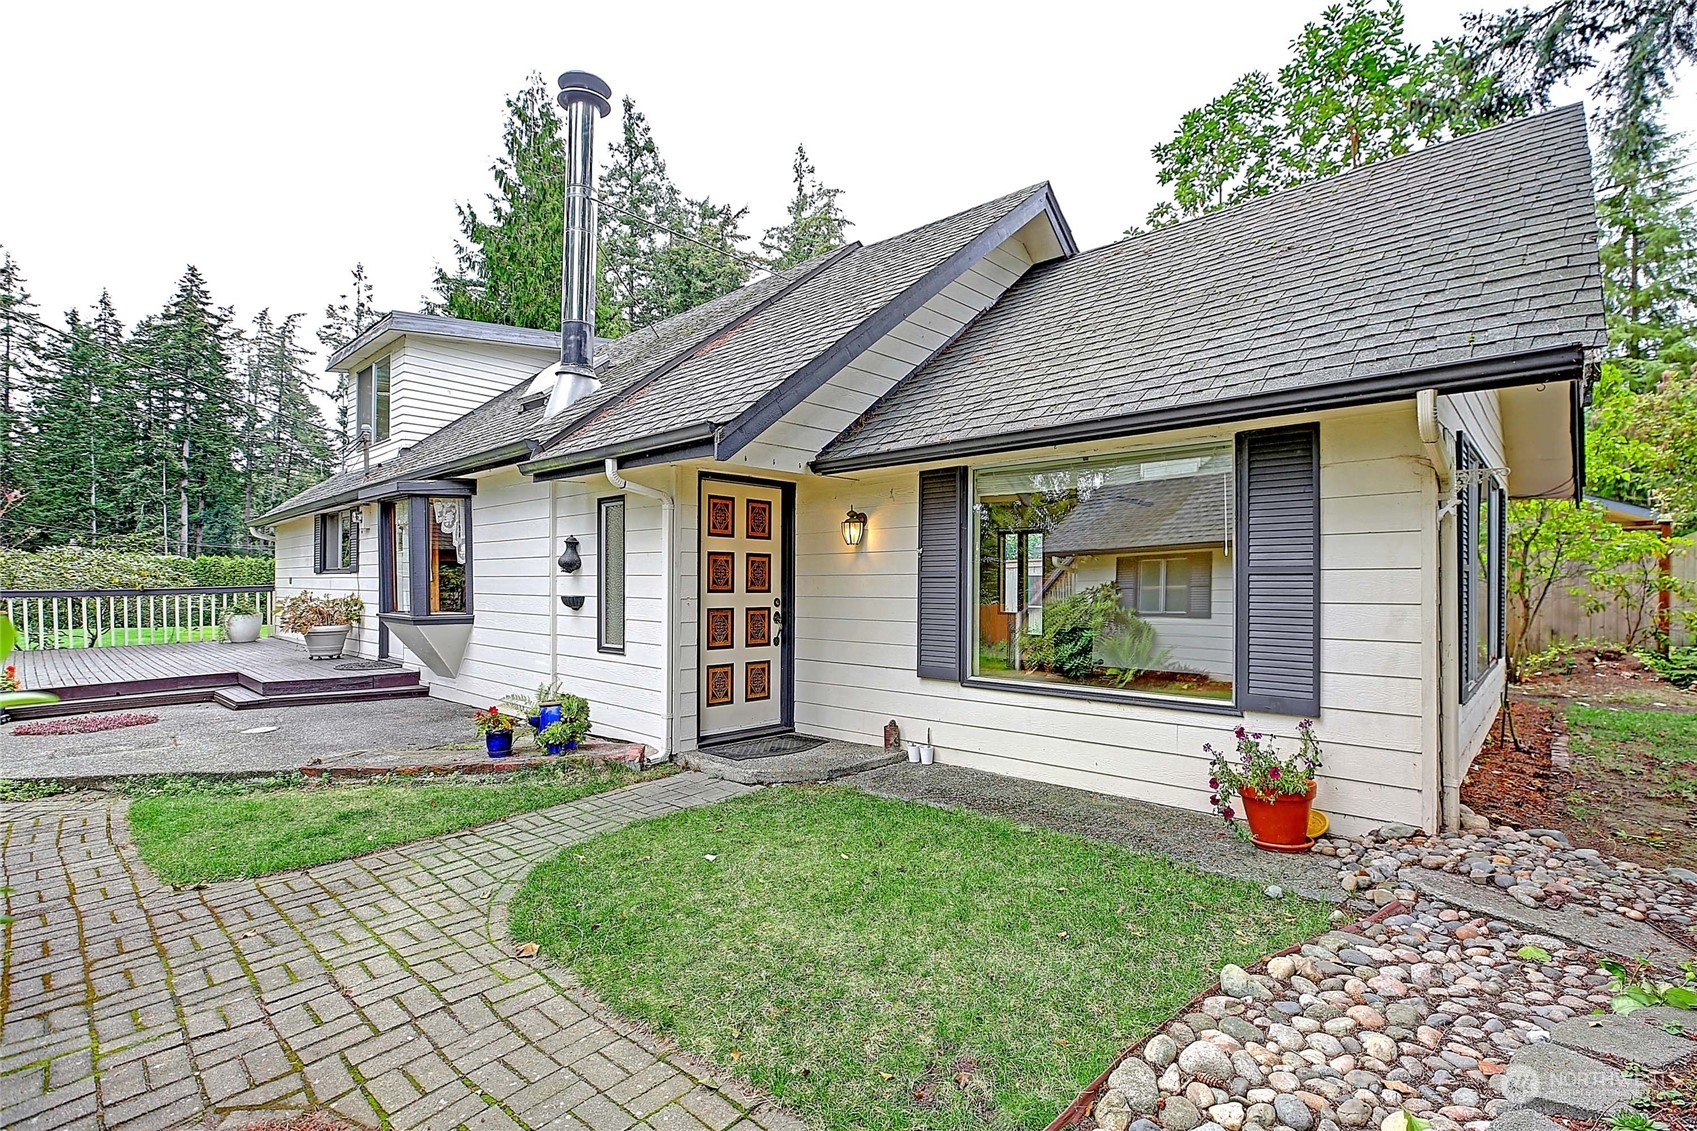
[0,547,273,591]
[276,592,363,632]
[186,555,274,587]
[1639,646,1697,688]
[1023,584,1134,680]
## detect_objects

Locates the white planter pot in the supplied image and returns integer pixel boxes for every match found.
[304,625,352,661]
[225,613,262,644]
[918,744,934,766]
[906,742,921,764]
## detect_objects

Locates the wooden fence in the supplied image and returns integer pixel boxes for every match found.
[1517,546,1695,653]
[0,586,275,650]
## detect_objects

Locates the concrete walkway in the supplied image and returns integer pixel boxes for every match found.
[0,773,795,1131]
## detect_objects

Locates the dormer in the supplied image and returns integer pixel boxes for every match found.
[328,312,562,467]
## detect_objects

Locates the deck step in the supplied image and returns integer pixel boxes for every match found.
[5,687,220,720]
[211,684,431,710]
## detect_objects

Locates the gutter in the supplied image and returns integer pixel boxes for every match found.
[813,346,1586,474]
[605,458,675,768]
[521,422,719,480]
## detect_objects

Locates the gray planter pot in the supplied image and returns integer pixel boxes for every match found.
[304,625,352,661]
[225,613,262,644]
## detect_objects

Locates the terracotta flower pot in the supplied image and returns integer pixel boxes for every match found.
[1238,781,1317,852]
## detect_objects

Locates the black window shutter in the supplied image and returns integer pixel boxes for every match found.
[347,510,360,572]
[917,468,967,680]
[1236,425,1321,715]
[1456,434,1476,689]
[313,515,325,574]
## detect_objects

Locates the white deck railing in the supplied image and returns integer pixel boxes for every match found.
[0,586,275,650]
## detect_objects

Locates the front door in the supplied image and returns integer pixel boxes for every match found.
[699,477,788,741]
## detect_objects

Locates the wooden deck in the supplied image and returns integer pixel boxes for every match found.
[10,638,425,718]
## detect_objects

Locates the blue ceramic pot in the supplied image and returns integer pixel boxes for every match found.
[545,742,565,756]
[536,703,564,729]
[486,731,513,757]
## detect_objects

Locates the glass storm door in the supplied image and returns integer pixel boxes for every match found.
[700,478,785,739]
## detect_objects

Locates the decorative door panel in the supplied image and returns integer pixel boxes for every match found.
[699,479,786,738]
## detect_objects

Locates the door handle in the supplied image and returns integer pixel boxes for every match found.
[772,611,784,625]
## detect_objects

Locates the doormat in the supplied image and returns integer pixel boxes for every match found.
[333,660,402,671]
[705,734,829,761]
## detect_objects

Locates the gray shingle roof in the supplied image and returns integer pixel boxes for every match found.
[256,255,834,523]
[526,184,1051,465]
[816,105,1607,471]
[1043,477,1229,556]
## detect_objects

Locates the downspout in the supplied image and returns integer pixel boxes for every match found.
[549,479,560,687]
[606,457,674,768]
[1416,390,1461,832]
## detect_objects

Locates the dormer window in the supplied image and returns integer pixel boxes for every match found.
[356,354,392,443]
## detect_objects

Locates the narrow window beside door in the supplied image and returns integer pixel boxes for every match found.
[600,497,626,653]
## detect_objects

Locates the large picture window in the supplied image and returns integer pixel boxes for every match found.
[971,444,1235,703]
[1459,437,1505,697]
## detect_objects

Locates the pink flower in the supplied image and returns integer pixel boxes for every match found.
[1208,777,1219,789]
[1269,767,1282,780]
[1234,726,1247,740]
[1222,806,1235,820]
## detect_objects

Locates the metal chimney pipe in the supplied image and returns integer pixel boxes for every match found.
[556,70,611,377]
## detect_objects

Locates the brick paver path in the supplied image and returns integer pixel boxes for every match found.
[1,773,797,1131]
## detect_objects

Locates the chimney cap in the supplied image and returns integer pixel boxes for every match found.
[557,71,612,117]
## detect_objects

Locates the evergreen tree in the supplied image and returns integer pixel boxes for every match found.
[13,296,130,546]
[238,310,333,538]
[762,146,852,268]
[599,97,682,337]
[431,73,567,332]
[127,267,241,555]
[1463,0,1697,164]
[653,197,752,318]
[0,248,45,516]
[1595,122,1697,387]
[318,262,381,449]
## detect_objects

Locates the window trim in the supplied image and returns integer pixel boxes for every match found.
[314,508,360,575]
[964,442,1240,711]
[377,492,475,625]
[1458,433,1506,702]
[355,353,392,444]
[598,495,626,655]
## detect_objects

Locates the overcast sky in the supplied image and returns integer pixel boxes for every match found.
[5,0,1691,397]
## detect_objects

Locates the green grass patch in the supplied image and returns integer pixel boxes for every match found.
[510,785,1331,1131]
[128,762,675,884]
[1568,706,1697,803]
[0,778,82,801]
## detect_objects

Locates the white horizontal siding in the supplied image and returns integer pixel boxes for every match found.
[362,337,555,466]
[273,508,383,660]
[782,405,1435,835]
[729,237,1037,474]
[411,467,673,753]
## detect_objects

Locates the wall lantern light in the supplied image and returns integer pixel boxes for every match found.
[558,535,582,573]
[841,507,868,547]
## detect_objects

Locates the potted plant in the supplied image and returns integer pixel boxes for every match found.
[276,592,364,660]
[501,678,570,732]
[474,706,517,757]
[536,715,588,755]
[221,600,263,644]
[1204,720,1324,852]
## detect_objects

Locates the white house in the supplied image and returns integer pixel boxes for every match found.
[258,92,1605,836]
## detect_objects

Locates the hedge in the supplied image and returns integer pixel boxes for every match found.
[0,548,274,591]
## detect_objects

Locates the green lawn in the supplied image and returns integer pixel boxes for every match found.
[1565,705,1697,868]
[128,763,675,884]
[509,785,1331,1131]
[17,625,272,649]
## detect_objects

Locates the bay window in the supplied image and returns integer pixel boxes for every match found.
[379,492,473,621]
[971,443,1235,703]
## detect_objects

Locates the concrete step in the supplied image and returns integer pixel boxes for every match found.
[211,684,431,711]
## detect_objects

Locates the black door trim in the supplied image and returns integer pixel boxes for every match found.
[698,472,796,741]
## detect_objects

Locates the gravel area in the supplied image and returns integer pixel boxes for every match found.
[1089,900,1636,1131]
[1322,817,1697,959]
[0,696,476,781]
[848,762,1342,901]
